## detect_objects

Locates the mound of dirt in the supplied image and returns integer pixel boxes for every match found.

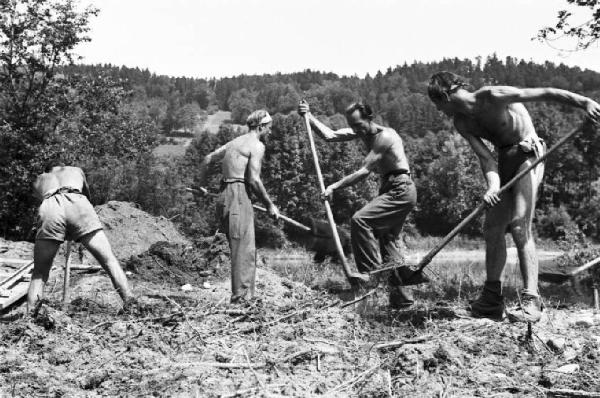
[95,201,189,261]
[125,234,230,286]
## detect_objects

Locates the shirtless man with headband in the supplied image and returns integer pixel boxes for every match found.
[428,71,600,322]
[198,110,279,303]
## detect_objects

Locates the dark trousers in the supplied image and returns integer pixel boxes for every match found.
[351,174,417,273]
[217,182,256,302]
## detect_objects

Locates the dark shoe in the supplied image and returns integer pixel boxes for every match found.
[506,294,543,323]
[469,283,505,320]
[389,286,414,309]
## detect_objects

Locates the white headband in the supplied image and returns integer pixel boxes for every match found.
[260,113,272,125]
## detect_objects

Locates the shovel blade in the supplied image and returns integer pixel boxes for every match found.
[538,272,571,284]
[390,266,429,286]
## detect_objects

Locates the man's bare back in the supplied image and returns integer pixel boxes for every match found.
[454,88,538,147]
[33,166,86,200]
[222,134,264,180]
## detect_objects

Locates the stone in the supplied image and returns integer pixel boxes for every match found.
[555,363,579,374]
[180,284,193,291]
[546,337,566,352]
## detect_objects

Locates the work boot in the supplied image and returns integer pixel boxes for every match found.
[389,286,414,309]
[506,294,543,323]
[468,281,505,320]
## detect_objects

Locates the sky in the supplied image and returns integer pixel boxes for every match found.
[76,0,600,79]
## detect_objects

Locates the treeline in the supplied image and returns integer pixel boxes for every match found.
[2,0,600,244]
[67,54,600,137]
[136,55,599,244]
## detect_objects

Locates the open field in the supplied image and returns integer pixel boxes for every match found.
[152,111,234,159]
[203,111,232,134]
[2,239,600,397]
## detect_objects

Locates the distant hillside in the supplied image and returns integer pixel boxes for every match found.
[203,111,232,134]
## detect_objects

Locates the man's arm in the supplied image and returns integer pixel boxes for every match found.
[247,144,279,218]
[304,113,357,142]
[323,148,381,196]
[455,119,501,206]
[298,100,356,142]
[480,86,600,123]
[198,144,227,187]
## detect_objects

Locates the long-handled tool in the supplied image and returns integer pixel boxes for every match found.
[185,187,311,232]
[62,240,72,310]
[539,256,600,284]
[377,124,585,285]
[302,114,369,283]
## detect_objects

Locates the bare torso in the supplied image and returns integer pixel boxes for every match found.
[456,89,537,147]
[33,166,86,200]
[360,127,410,175]
[221,133,264,180]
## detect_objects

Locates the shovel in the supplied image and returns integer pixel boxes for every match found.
[302,114,369,283]
[375,124,585,285]
[185,187,311,232]
[539,256,600,284]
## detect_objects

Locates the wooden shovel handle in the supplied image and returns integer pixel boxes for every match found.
[186,188,311,232]
[253,205,311,232]
[303,114,366,281]
[569,256,600,276]
[62,241,72,309]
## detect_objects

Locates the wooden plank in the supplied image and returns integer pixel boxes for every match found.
[0,262,34,289]
[0,258,32,265]
[0,261,34,310]
[0,281,29,309]
[0,255,93,311]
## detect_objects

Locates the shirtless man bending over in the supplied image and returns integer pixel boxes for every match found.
[298,101,417,308]
[198,110,279,303]
[428,71,600,322]
[29,165,134,312]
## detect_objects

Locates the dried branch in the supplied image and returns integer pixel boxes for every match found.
[372,335,431,351]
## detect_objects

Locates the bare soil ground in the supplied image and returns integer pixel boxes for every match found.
[2,207,600,397]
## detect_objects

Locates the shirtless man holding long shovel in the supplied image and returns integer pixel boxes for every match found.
[298,101,417,308]
[197,109,279,304]
[427,71,600,322]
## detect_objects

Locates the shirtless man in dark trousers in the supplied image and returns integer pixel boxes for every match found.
[199,110,279,303]
[298,101,417,308]
[29,164,134,312]
[428,71,600,322]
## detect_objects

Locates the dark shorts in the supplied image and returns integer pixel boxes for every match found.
[36,192,103,242]
[498,137,546,186]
